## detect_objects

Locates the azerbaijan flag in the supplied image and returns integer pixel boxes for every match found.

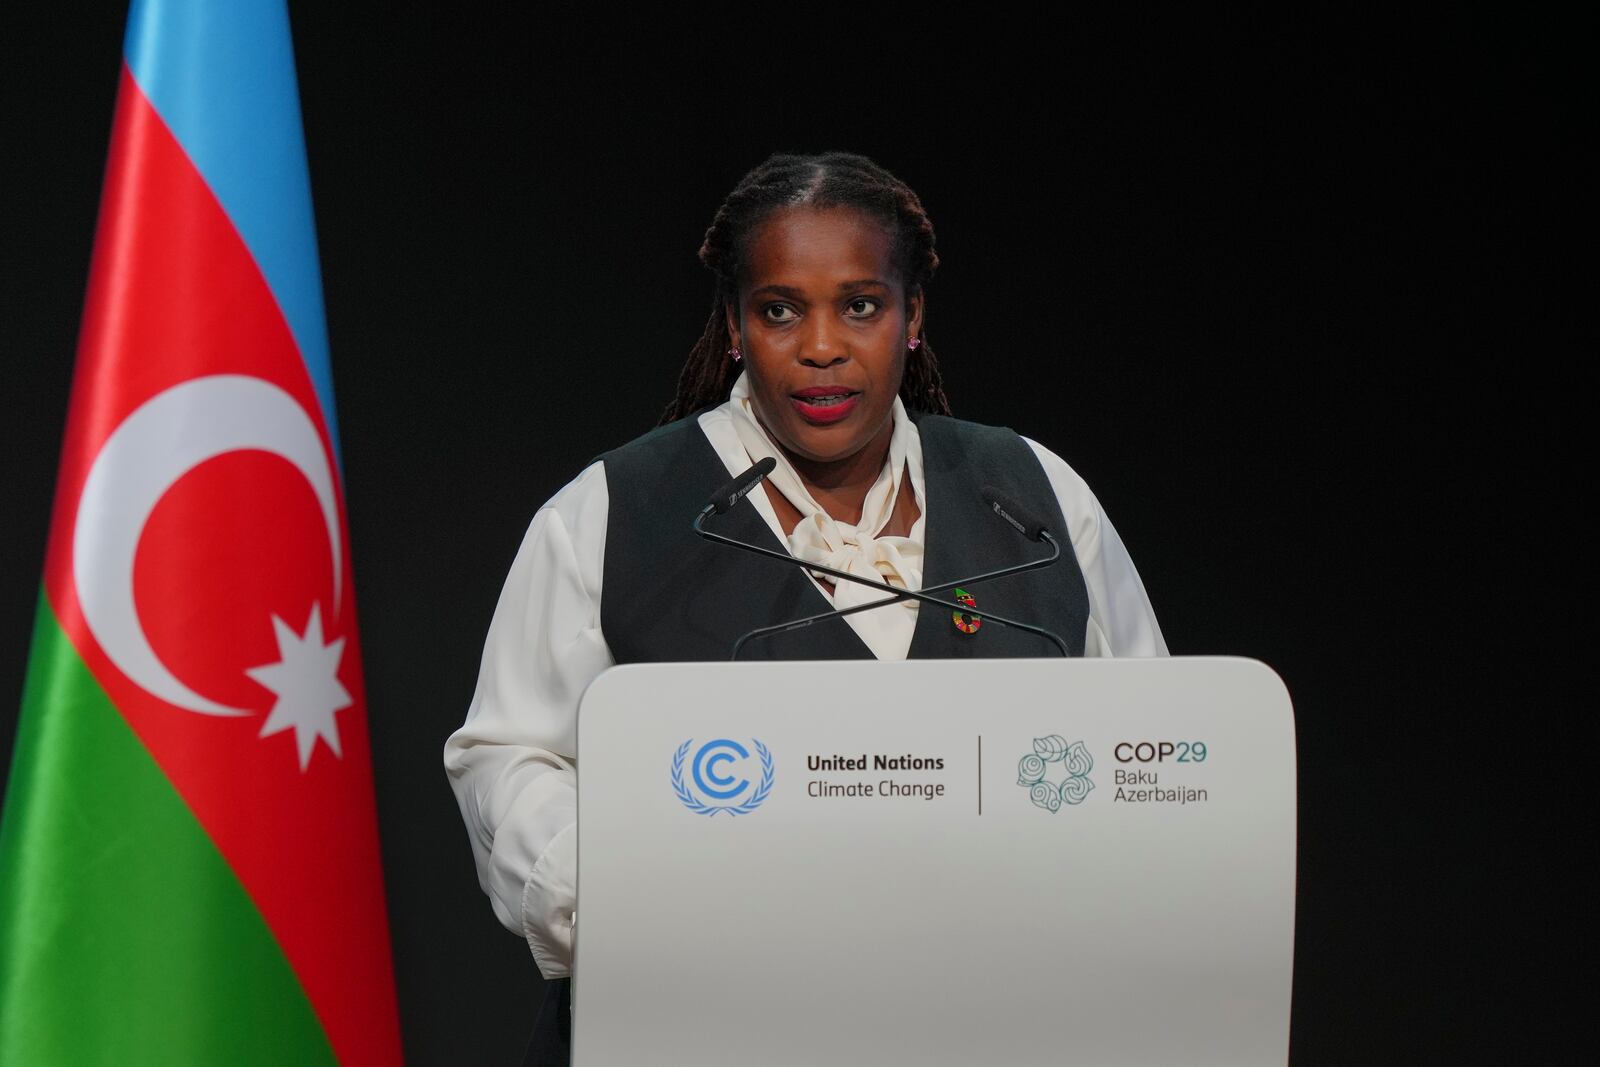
[0,2,403,1063]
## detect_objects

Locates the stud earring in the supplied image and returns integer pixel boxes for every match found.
[907,336,922,350]
[728,346,742,362]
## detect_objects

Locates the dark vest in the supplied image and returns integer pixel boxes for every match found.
[599,413,1089,662]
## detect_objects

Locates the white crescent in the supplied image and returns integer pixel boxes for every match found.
[73,374,342,717]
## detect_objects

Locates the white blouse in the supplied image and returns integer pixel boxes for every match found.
[443,395,1169,979]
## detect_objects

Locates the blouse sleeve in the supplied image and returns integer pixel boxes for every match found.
[1022,437,1170,658]
[442,459,614,978]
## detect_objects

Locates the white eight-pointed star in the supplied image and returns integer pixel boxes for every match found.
[245,604,351,770]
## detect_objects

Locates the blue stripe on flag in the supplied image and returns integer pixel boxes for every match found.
[123,0,342,460]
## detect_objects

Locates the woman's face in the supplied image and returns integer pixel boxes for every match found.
[725,206,923,471]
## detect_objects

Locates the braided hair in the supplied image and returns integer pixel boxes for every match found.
[659,151,952,425]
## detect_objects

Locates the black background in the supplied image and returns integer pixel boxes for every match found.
[0,9,1580,1065]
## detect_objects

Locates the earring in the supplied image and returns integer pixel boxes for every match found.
[907,336,922,350]
[728,345,742,362]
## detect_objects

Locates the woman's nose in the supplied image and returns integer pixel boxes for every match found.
[799,315,847,366]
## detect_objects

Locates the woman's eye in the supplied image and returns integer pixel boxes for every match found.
[763,305,797,323]
[846,298,881,316]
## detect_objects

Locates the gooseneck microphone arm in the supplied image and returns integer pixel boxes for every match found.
[726,532,1065,659]
[693,462,1070,658]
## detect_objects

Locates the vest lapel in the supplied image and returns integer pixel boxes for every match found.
[907,415,954,658]
[906,414,1053,658]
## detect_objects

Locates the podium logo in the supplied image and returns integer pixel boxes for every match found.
[671,738,775,816]
[1015,735,1095,813]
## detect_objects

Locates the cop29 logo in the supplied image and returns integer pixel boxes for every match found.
[671,738,775,816]
[1016,735,1094,813]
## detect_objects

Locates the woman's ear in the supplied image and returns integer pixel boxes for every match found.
[907,286,925,341]
[723,301,741,353]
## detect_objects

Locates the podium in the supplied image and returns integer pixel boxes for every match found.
[572,657,1295,1066]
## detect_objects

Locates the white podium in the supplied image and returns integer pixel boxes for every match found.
[573,657,1295,1066]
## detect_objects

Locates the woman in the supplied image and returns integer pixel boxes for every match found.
[443,151,1167,1063]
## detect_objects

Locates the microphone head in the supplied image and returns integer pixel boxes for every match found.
[981,485,1050,541]
[708,457,777,514]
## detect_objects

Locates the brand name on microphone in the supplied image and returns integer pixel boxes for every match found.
[990,500,1026,534]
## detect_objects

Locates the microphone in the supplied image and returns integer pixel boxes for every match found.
[702,457,777,516]
[693,475,1070,657]
[982,484,1051,543]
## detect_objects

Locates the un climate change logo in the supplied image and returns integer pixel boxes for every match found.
[672,738,774,816]
[1016,735,1094,813]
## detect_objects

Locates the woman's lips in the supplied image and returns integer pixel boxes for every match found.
[789,387,860,424]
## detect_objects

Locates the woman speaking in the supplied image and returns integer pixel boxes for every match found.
[443,151,1168,1063]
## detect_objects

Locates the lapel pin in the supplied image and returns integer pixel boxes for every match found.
[952,587,981,635]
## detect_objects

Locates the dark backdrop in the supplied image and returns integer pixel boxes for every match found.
[1,10,1579,1065]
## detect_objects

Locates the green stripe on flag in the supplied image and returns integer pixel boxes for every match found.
[0,592,335,1065]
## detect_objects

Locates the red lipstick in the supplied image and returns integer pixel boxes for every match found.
[789,386,860,424]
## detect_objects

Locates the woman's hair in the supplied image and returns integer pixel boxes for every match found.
[659,151,952,424]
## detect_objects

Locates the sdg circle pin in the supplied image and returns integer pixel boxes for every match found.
[952,587,981,635]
